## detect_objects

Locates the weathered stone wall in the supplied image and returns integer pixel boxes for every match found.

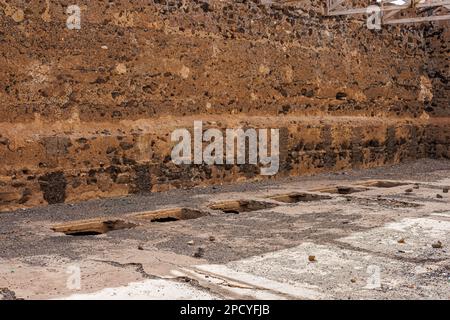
[424,22,449,117]
[423,21,450,160]
[0,0,434,120]
[0,0,448,211]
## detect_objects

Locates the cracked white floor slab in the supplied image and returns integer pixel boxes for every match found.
[59,279,220,300]
[175,266,324,300]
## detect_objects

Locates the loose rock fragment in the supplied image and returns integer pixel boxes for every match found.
[432,241,443,249]
[193,247,205,258]
[337,186,352,194]
[0,137,9,145]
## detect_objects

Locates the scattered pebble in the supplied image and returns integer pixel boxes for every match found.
[308,255,316,262]
[0,137,9,145]
[398,238,405,244]
[437,194,443,199]
[138,245,144,251]
[405,188,413,193]
[193,247,205,258]
[115,63,127,75]
[337,186,352,194]
[443,188,449,194]
[432,241,443,249]
[187,240,194,246]
[209,236,215,242]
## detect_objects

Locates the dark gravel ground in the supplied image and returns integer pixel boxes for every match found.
[0,158,449,263]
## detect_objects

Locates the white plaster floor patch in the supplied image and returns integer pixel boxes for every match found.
[60,279,220,300]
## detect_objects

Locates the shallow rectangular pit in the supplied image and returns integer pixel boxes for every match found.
[52,219,137,236]
[267,192,332,203]
[315,186,369,195]
[358,180,410,188]
[130,208,209,223]
[209,200,278,214]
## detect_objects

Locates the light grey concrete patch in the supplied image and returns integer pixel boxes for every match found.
[339,217,450,261]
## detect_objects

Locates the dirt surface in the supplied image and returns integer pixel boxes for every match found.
[0,159,449,300]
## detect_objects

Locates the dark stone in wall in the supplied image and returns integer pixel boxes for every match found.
[385,126,397,163]
[38,172,67,204]
[351,127,363,167]
[321,125,337,169]
[423,23,449,117]
[408,125,419,159]
[130,164,152,194]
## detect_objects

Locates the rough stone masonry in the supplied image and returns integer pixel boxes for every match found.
[0,0,448,211]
